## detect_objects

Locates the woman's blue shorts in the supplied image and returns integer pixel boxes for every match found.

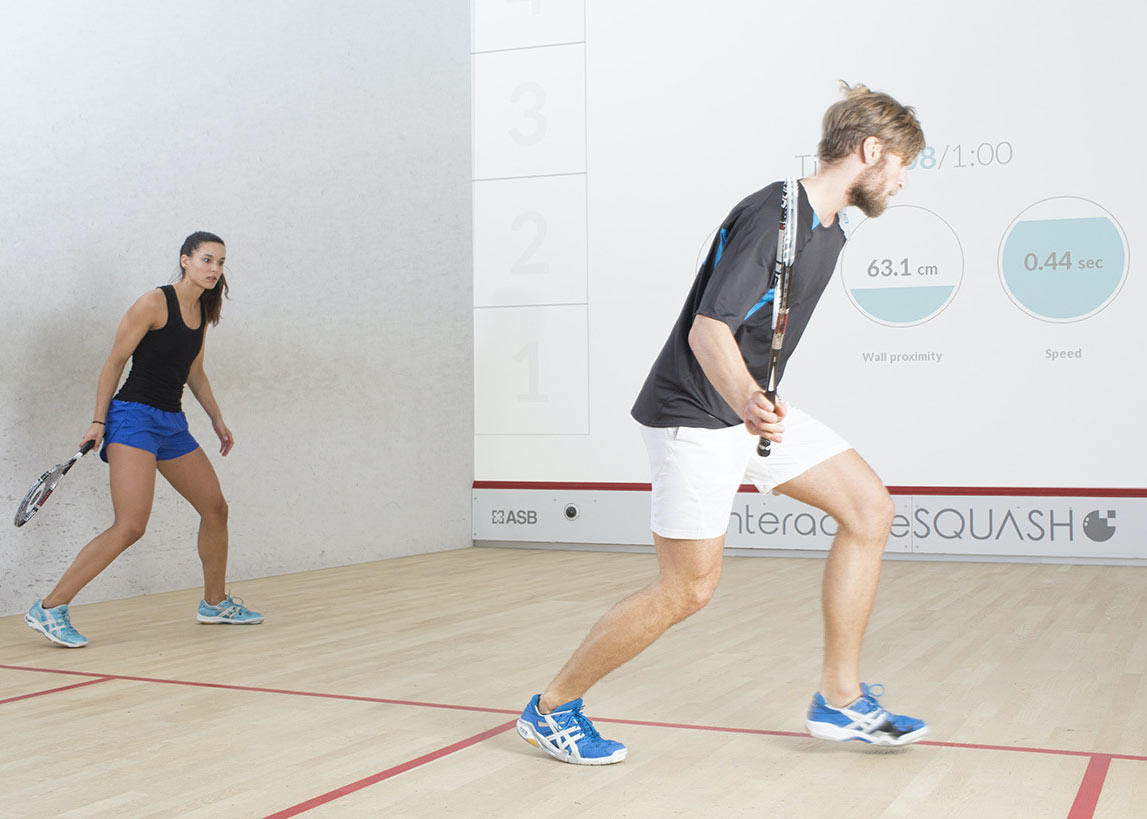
[100,399,200,463]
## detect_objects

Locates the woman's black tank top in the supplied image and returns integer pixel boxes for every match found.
[115,285,205,412]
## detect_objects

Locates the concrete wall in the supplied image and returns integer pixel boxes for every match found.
[0,1,472,614]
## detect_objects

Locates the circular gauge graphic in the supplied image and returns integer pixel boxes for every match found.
[840,205,964,326]
[998,197,1128,322]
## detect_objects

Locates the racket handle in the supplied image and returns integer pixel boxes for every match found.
[61,439,96,476]
[756,388,778,458]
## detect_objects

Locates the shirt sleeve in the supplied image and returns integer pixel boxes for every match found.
[695,202,780,334]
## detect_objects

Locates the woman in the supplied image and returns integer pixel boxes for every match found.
[25,231,262,648]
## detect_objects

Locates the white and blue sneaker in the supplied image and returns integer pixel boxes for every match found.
[197,594,263,625]
[517,695,627,765]
[806,683,928,746]
[25,600,88,648]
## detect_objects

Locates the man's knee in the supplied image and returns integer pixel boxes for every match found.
[669,574,720,621]
[654,534,724,622]
[873,491,896,532]
[841,490,895,542]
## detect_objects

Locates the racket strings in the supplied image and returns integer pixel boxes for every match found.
[15,471,62,524]
[14,443,94,527]
[771,178,799,332]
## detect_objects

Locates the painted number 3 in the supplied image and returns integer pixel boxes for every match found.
[510,83,547,145]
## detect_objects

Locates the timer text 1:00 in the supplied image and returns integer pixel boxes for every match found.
[907,141,1013,171]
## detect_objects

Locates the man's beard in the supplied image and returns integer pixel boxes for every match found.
[847,159,889,218]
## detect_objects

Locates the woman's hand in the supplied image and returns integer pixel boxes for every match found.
[81,422,104,452]
[213,420,234,456]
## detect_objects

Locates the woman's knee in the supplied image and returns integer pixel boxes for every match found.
[111,519,148,547]
[201,496,228,527]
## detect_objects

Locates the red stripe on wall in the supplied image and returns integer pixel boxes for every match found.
[473,481,1147,498]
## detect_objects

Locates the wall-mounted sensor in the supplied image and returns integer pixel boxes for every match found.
[563,503,580,521]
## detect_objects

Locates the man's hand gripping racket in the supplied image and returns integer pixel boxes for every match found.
[14,440,96,527]
[757,177,799,457]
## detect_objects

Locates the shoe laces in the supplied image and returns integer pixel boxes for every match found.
[859,683,887,712]
[564,705,603,742]
[44,606,79,638]
[216,594,247,615]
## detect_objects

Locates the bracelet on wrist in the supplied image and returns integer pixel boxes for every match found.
[92,420,105,425]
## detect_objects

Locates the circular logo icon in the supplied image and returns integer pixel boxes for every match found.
[839,205,964,326]
[998,197,1129,322]
[1082,510,1117,543]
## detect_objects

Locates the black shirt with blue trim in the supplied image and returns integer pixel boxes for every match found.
[631,180,846,429]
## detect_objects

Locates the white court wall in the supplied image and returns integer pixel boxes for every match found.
[0,1,473,615]
[472,0,1147,559]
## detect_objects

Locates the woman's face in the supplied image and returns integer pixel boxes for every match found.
[181,242,226,289]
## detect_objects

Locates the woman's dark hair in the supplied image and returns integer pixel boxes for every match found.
[179,231,228,326]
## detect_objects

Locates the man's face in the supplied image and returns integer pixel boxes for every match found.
[848,152,907,218]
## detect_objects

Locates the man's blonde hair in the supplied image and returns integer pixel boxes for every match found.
[818,82,925,165]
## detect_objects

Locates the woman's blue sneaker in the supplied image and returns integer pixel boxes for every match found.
[517,695,627,765]
[25,600,88,648]
[197,594,263,624]
[806,683,928,746]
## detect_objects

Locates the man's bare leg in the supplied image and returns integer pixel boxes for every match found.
[774,448,894,708]
[538,534,725,713]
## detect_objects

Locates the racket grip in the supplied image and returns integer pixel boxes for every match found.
[755,388,778,458]
[79,440,95,455]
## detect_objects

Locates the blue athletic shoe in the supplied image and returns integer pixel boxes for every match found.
[806,683,928,746]
[25,600,88,648]
[197,594,263,625]
[516,695,627,765]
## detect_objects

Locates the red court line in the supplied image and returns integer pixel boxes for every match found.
[594,715,1147,762]
[262,720,517,819]
[3,663,1147,763]
[473,481,1147,498]
[1068,754,1112,819]
[0,663,519,716]
[0,676,113,705]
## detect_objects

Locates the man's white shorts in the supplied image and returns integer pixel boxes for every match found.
[640,406,851,540]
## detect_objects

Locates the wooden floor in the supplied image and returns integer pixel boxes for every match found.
[2,547,1146,818]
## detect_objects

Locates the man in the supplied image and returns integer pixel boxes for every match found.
[517,83,928,764]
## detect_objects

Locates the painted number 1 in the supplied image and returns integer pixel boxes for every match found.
[515,341,548,403]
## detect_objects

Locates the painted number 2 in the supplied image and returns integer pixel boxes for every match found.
[511,212,548,276]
